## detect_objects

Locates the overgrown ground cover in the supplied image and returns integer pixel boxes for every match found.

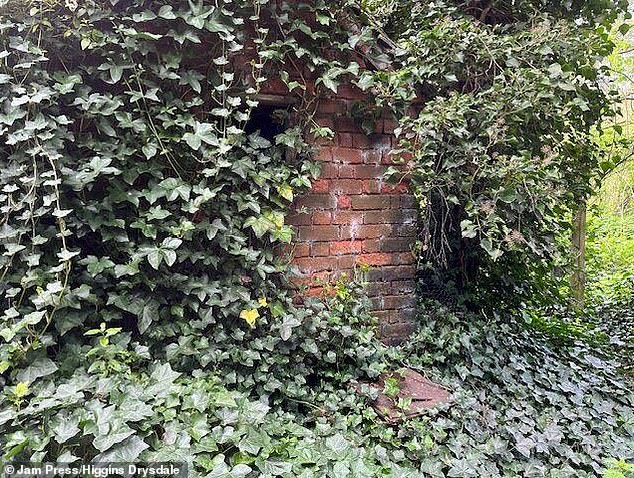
[0,0,633,477]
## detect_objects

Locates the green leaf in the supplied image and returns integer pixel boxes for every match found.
[261,461,292,476]
[53,413,81,443]
[93,436,149,462]
[16,357,58,382]
[183,122,218,150]
[147,249,162,270]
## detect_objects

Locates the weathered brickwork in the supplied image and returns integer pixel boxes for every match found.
[278,85,419,343]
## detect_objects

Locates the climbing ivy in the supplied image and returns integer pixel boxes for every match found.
[361,0,630,303]
[0,0,387,468]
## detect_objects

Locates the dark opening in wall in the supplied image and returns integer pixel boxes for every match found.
[245,103,291,142]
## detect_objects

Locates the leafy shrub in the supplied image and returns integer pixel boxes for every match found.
[0,0,391,468]
[586,200,634,306]
[363,0,629,304]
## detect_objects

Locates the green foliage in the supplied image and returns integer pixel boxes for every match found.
[1,0,632,476]
[390,303,634,477]
[604,458,634,478]
[0,0,392,469]
[364,0,628,303]
[586,207,634,305]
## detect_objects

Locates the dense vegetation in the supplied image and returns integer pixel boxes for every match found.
[0,0,632,477]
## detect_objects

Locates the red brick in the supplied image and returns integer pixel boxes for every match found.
[390,195,417,208]
[339,165,355,178]
[332,147,364,164]
[341,224,392,240]
[311,242,330,257]
[330,240,363,255]
[298,225,340,241]
[352,134,371,149]
[373,310,392,322]
[287,213,311,226]
[293,243,310,258]
[278,244,293,259]
[294,256,336,273]
[332,211,357,225]
[337,255,356,270]
[354,165,387,179]
[380,322,417,344]
[357,253,393,266]
[380,238,412,252]
[394,224,417,237]
[295,270,331,286]
[320,163,339,179]
[295,194,336,210]
[315,147,333,162]
[311,179,331,193]
[366,282,392,297]
[337,196,352,209]
[380,182,410,194]
[370,296,383,309]
[260,77,288,95]
[334,116,360,133]
[395,252,415,265]
[351,195,391,210]
[362,180,382,194]
[382,153,399,165]
[316,117,334,129]
[363,151,381,165]
[331,179,363,195]
[401,196,417,208]
[369,134,392,148]
[382,119,399,134]
[338,84,365,100]
[312,211,332,225]
[364,210,417,225]
[319,101,344,114]
[383,295,417,309]
[392,280,416,294]
[306,287,324,297]
[338,133,353,147]
[363,239,381,252]
[367,265,416,282]
[313,134,334,147]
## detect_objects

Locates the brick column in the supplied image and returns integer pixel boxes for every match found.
[287,88,418,343]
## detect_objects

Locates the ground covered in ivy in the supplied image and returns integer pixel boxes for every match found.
[4,292,632,478]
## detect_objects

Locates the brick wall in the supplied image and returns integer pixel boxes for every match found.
[282,87,419,343]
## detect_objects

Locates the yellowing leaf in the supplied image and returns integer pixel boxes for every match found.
[277,185,294,202]
[14,382,29,398]
[258,297,268,307]
[240,309,259,328]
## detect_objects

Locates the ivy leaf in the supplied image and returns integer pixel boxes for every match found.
[244,215,271,238]
[261,461,292,476]
[320,76,339,93]
[447,459,477,477]
[93,436,149,462]
[53,413,81,443]
[277,184,294,202]
[140,300,159,334]
[515,436,536,458]
[147,249,162,270]
[16,357,58,382]
[142,142,158,159]
[325,434,349,458]
[183,122,218,150]
[158,5,176,19]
